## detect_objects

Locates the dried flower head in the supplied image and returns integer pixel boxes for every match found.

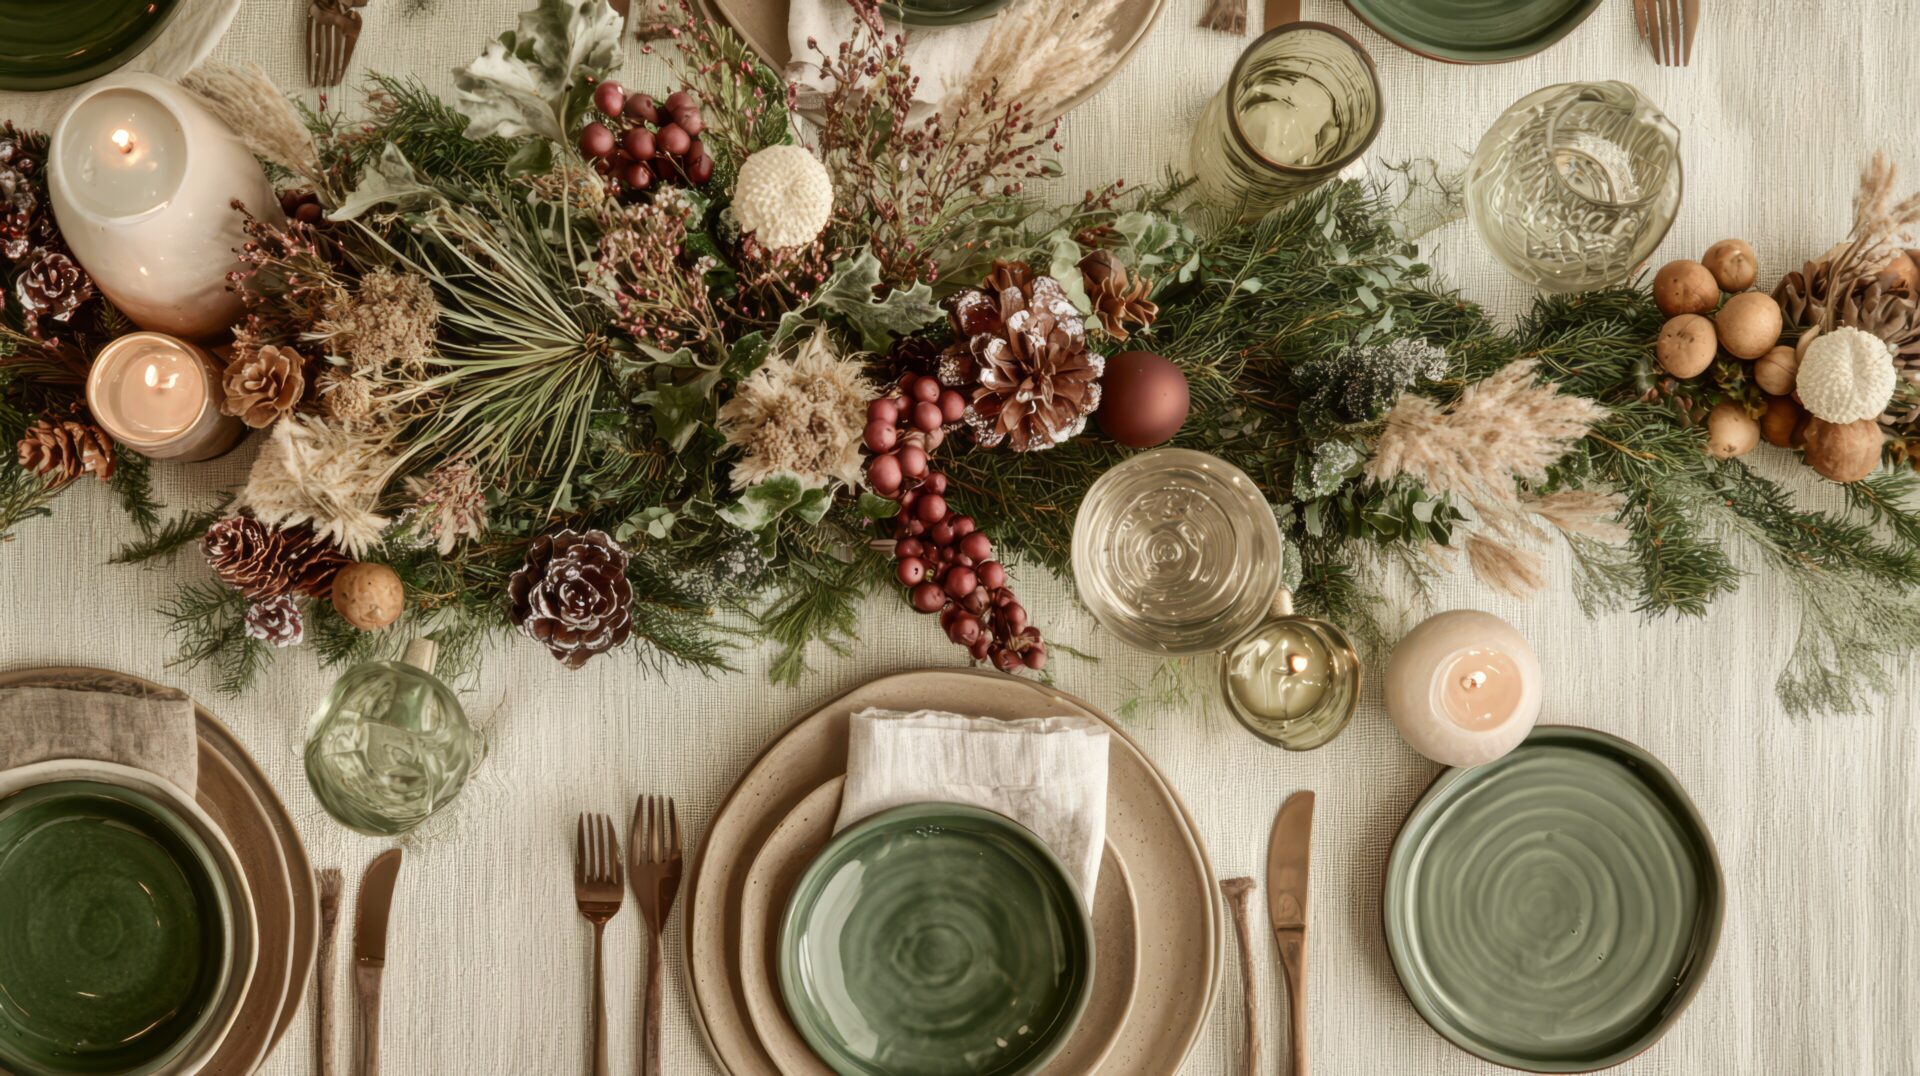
[717,334,877,489]
[401,461,490,555]
[312,269,440,378]
[220,343,307,428]
[315,366,379,430]
[240,416,395,557]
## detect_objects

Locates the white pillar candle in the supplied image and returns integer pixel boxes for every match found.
[1384,609,1542,767]
[48,72,282,341]
[87,332,245,461]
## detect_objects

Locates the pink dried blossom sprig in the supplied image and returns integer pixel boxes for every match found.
[593,198,725,352]
[808,0,1064,289]
[640,0,798,172]
[226,202,345,345]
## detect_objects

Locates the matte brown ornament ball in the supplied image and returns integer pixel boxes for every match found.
[332,562,404,631]
[1096,351,1190,448]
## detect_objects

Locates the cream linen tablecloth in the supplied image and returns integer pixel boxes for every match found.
[4,1,1920,1073]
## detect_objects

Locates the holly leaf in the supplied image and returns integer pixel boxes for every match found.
[1045,233,1093,316]
[814,253,943,351]
[453,0,622,144]
[858,492,901,520]
[328,144,437,222]
[717,473,833,531]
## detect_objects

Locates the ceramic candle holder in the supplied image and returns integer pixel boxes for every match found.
[49,72,283,340]
[1384,609,1542,767]
[1220,588,1360,751]
[87,332,244,461]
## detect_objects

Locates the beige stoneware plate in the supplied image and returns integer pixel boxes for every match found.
[0,666,319,1072]
[737,775,1140,1075]
[687,668,1221,1075]
[698,0,1167,122]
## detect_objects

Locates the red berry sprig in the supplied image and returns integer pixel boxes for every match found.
[865,372,1046,672]
[578,82,714,193]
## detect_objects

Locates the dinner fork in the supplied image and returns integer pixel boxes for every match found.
[306,0,368,87]
[575,813,623,1076]
[629,795,684,1076]
[1634,0,1697,66]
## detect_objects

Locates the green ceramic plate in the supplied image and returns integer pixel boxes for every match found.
[1342,0,1601,64]
[0,781,231,1074]
[878,0,1013,27]
[778,803,1094,1076]
[0,0,185,92]
[1384,727,1724,1073]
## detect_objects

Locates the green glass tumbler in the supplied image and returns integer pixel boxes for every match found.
[304,639,483,836]
[1187,23,1384,219]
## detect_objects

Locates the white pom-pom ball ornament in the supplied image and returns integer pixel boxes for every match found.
[1795,326,1897,423]
[731,145,834,250]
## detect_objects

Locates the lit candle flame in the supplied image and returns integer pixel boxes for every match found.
[1286,652,1309,675]
[1460,669,1487,692]
[111,129,133,155]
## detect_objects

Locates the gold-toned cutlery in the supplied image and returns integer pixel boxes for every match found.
[306,0,369,87]
[1219,877,1260,1076]
[1266,791,1314,1076]
[629,795,683,1076]
[352,850,403,1076]
[1634,0,1697,66]
[575,813,624,1076]
[316,868,344,1076]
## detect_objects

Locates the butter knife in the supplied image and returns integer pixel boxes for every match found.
[353,850,403,1076]
[1266,791,1314,1076]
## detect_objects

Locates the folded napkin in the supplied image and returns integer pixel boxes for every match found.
[787,0,997,109]
[0,684,198,792]
[834,707,1110,906]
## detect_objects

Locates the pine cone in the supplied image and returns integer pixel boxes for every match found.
[1078,250,1158,342]
[203,516,349,600]
[0,164,37,261]
[507,529,634,669]
[938,272,1104,452]
[16,419,114,484]
[14,249,93,331]
[243,595,305,648]
[982,259,1035,296]
[220,344,307,428]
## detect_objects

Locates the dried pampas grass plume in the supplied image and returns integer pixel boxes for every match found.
[950,0,1127,122]
[181,63,327,196]
[716,334,877,490]
[240,416,395,557]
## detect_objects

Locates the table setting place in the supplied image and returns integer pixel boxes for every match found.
[0,0,1915,1071]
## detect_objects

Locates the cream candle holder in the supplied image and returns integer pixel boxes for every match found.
[1385,609,1542,767]
[87,332,245,461]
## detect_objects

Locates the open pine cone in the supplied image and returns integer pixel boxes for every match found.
[16,419,114,485]
[243,595,306,648]
[1776,252,1920,435]
[938,265,1105,452]
[221,344,307,428]
[15,249,92,332]
[203,516,350,600]
[1078,250,1158,341]
[507,529,634,669]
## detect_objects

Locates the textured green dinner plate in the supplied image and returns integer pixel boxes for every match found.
[0,0,185,91]
[0,781,229,1074]
[1343,0,1600,63]
[1384,727,1723,1073]
[779,803,1094,1076]
[878,0,1012,26]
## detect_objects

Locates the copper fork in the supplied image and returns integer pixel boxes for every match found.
[1635,0,1697,66]
[629,795,683,1076]
[306,0,368,87]
[574,813,623,1076]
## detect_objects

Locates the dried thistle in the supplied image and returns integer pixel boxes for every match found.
[181,63,329,198]
[239,416,394,557]
[716,333,877,489]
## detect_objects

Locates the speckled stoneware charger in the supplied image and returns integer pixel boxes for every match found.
[698,0,1166,122]
[1342,0,1601,63]
[737,776,1139,1076]
[1384,726,1724,1073]
[0,666,318,1075]
[687,668,1220,1076]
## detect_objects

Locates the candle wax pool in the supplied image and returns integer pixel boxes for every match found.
[1439,648,1527,731]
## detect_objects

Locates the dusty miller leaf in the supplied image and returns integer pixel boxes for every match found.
[717,473,832,531]
[328,144,437,221]
[452,0,621,144]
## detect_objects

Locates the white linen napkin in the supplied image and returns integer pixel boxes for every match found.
[834,706,1110,907]
[786,1,998,109]
[0,684,198,791]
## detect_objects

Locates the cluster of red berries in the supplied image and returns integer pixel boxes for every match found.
[577,81,713,193]
[278,188,325,226]
[865,372,1046,672]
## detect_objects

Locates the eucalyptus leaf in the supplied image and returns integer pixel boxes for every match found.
[453,0,621,144]
[1046,233,1094,315]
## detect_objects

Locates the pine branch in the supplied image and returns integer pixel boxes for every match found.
[109,454,165,534]
[112,496,233,565]
[160,582,273,695]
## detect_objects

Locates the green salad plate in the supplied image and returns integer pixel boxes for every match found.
[0,780,233,1074]
[1384,727,1724,1073]
[1342,0,1601,64]
[778,802,1095,1076]
[0,0,185,92]
[878,0,1012,26]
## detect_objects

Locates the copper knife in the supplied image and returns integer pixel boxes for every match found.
[353,849,403,1076]
[1266,791,1314,1076]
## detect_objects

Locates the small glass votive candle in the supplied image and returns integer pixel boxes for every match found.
[1187,23,1384,219]
[1220,588,1360,750]
[86,331,244,461]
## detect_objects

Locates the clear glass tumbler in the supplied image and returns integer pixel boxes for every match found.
[1464,81,1683,293]
[1187,23,1384,218]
